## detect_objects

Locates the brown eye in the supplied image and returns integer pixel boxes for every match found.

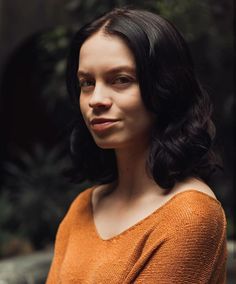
[79,80,95,88]
[79,79,95,92]
[113,76,132,85]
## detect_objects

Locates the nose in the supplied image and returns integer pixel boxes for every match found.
[88,83,112,110]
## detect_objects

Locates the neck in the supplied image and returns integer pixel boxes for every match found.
[111,143,163,202]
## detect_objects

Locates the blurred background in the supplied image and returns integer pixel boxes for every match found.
[0,0,234,283]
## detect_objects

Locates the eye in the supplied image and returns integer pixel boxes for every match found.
[79,79,95,91]
[113,76,134,85]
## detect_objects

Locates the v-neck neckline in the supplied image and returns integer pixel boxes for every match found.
[87,186,221,242]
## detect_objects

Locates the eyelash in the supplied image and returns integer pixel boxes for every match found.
[79,79,95,88]
[78,75,135,91]
[112,76,133,84]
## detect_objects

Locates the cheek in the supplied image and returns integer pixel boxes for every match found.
[79,96,89,125]
[79,95,87,115]
[122,98,154,131]
[120,94,148,121]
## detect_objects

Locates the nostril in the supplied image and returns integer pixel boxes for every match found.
[89,100,112,109]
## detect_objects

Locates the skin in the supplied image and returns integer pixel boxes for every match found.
[78,31,155,150]
[78,30,159,202]
[78,30,216,240]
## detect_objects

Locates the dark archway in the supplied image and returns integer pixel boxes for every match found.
[0,28,74,185]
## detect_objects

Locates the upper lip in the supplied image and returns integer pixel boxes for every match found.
[90,118,119,125]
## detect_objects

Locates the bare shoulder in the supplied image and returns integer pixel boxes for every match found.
[172,177,217,200]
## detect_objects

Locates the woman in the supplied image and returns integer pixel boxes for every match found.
[46,8,227,283]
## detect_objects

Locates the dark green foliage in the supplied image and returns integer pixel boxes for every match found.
[38,27,71,111]
[0,144,90,257]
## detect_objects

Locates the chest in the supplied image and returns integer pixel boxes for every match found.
[92,196,168,240]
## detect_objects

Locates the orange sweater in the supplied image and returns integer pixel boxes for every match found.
[46,187,227,283]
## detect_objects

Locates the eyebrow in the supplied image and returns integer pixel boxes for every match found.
[77,66,136,77]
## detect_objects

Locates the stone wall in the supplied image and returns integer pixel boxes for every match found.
[0,250,53,284]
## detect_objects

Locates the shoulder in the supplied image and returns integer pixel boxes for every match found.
[58,186,94,227]
[171,176,217,199]
[164,177,223,218]
[147,190,227,256]
[169,189,225,219]
[54,186,94,243]
[66,186,94,215]
[70,186,93,207]
[145,188,227,266]
[162,189,226,240]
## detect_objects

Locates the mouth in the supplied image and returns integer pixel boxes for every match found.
[90,118,119,132]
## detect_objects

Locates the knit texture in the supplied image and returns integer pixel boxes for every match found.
[46,187,227,283]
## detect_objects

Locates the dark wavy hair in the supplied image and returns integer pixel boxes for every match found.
[66,7,221,190]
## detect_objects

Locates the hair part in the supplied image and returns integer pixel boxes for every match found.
[66,7,222,190]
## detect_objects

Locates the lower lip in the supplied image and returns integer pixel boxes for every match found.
[90,121,118,132]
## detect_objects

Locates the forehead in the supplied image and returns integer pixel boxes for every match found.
[79,31,136,71]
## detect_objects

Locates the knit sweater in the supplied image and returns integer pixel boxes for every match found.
[46,187,227,284]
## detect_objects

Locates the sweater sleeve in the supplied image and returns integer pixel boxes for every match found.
[46,211,71,283]
[128,199,227,284]
[46,192,83,284]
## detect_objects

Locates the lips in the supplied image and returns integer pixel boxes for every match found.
[90,118,119,132]
[90,118,118,125]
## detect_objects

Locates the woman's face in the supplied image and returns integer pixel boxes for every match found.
[78,31,155,149]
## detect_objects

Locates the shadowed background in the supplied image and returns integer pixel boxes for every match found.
[0,0,234,282]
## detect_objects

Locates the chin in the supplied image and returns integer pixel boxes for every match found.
[94,140,117,149]
[93,136,126,149]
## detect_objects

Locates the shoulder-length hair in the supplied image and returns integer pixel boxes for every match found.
[66,7,221,190]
